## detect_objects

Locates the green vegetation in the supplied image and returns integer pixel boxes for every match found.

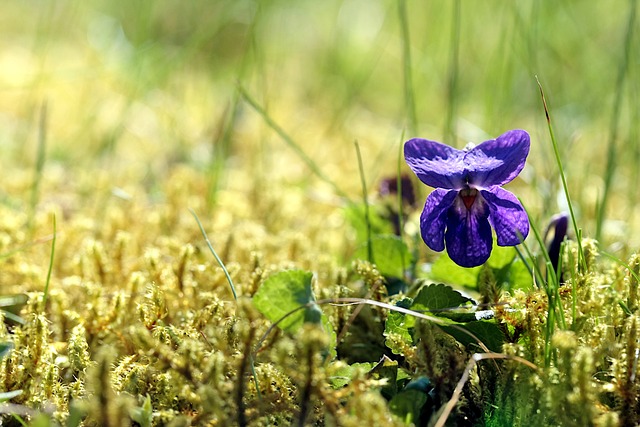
[0,1,638,425]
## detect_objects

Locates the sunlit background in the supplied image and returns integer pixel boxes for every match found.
[1,0,638,250]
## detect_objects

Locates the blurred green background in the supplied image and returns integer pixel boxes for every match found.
[0,0,638,247]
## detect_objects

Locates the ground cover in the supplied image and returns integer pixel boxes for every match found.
[0,1,639,425]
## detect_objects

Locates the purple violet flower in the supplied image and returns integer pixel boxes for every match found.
[544,212,569,274]
[404,129,530,267]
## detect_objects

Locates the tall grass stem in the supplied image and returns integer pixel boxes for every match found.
[444,0,461,145]
[42,214,56,306]
[396,133,408,276]
[354,141,373,263]
[29,102,48,232]
[190,209,237,301]
[535,77,586,272]
[190,209,263,398]
[397,0,418,136]
[595,0,637,241]
[238,85,349,202]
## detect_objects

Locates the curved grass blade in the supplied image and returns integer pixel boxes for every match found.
[238,85,350,202]
[190,209,237,301]
[535,76,585,273]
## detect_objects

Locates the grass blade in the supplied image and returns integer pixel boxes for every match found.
[535,76,586,272]
[238,85,350,202]
[354,141,373,263]
[595,0,637,241]
[398,0,418,136]
[444,0,461,145]
[29,101,48,232]
[42,214,56,306]
[190,209,262,400]
[190,209,237,301]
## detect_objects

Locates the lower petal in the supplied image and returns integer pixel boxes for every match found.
[481,187,530,246]
[420,189,458,252]
[444,208,493,267]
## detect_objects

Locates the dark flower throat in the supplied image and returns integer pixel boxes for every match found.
[459,188,477,210]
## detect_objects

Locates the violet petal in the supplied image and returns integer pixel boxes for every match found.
[420,189,458,252]
[481,187,530,246]
[404,138,467,189]
[444,205,493,267]
[464,130,530,187]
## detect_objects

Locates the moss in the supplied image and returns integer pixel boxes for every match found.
[0,4,639,424]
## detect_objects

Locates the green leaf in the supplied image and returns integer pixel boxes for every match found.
[1,310,24,325]
[429,253,481,288]
[507,258,534,292]
[412,283,473,311]
[397,367,411,383]
[66,401,87,427]
[0,342,13,359]
[487,245,516,269]
[253,270,317,333]
[389,377,433,424]
[321,314,338,360]
[329,362,376,389]
[130,395,153,427]
[369,355,400,399]
[329,357,400,399]
[27,414,54,427]
[389,389,428,425]
[354,235,412,278]
[439,320,505,353]
[0,294,27,308]
[384,298,415,355]
[411,283,477,322]
[344,203,394,242]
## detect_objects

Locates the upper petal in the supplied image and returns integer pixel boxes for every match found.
[444,206,493,267]
[404,138,467,189]
[481,187,530,246]
[420,189,458,252]
[464,129,530,187]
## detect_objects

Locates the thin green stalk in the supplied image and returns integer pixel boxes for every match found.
[396,137,405,240]
[520,200,560,293]
[520,201,566,367]
[396,134,408,277]
[398,0,418,137]
[564,241,578,327]
[190,209,237,301]
[535,77,585,272]
[354,141,372,263]
[551,264,566,330]
[208,4,264,209]
[42,214,56,306]
[29,101,48,232]
[12,415,27,427]
[237,85,350,202]
[544,296,555,368]
[599,250,640,317]
[524,205,565,333]
[518,241,545,291]
[208,92,241,209]
[600,250,640,285]
[596,0,637,241]
[444,0,461,145]
[190,209,261,399]
[514,245,535,285]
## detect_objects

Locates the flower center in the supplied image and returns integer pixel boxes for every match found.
[459,188,478,210]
